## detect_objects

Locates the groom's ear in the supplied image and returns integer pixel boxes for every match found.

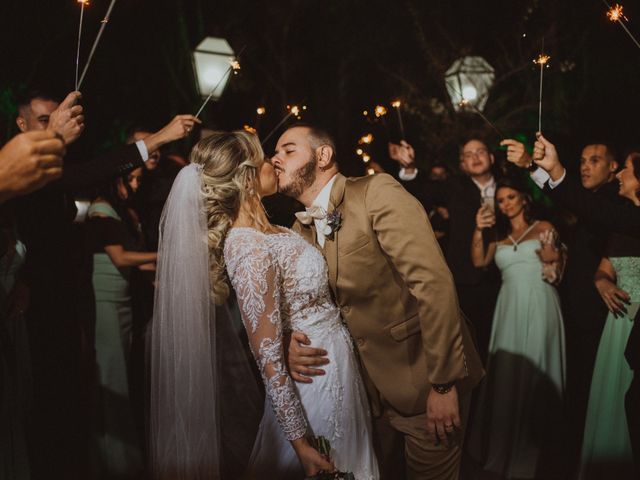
[317,145,334,169]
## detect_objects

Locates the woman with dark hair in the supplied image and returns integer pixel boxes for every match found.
[579,152,640,478]
[86,167,157,478]
[467,176,567,479]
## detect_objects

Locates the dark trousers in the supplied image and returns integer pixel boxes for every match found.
[455,282,499,365]
[563,321,606,468]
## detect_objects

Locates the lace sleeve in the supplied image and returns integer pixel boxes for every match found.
[225,234,308,441]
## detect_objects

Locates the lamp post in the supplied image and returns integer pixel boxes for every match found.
[192,37,236,100]
[445,56,495,112]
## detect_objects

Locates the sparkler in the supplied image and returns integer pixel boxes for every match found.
[533,51,551,133]
[458,98,505,138]
[243,125,257,134]
[391,100,406,140]
[75,0,89,91]
[77,0,117,89]
[195,54,244,119]
[261,104,307,145]
[603,1,640,50]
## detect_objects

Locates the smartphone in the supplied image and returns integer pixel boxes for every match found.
[481,196,495,212]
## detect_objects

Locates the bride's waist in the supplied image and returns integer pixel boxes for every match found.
[287,304,344,336]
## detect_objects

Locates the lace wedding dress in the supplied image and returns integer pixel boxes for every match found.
[224,227,379,479]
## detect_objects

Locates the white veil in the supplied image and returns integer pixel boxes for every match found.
[149,162,263,479]
[149,163,220,479]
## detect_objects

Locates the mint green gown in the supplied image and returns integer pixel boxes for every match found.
[468,239,566,479]
[88,202,143,478]
[579,234,639,479]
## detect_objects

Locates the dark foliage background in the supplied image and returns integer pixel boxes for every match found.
[1,0,639,175]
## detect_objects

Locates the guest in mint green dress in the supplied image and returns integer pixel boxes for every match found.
[579,154,640,479]
[467,177,567,479]
[87,167,157,478]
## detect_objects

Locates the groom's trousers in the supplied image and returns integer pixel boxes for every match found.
[373,393,471,480]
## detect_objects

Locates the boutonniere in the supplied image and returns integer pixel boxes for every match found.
[321,209,342,239]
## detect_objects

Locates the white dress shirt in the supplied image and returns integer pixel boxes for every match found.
[472,176,496,201]
[135,139,150,162]
[530,167,567,189]
[310,174,338,248]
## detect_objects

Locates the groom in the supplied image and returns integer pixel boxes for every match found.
[273,124,484,479]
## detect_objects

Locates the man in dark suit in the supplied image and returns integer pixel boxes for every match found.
[14,89,199,479]
[389,138,500,363]
[507,134,640,476]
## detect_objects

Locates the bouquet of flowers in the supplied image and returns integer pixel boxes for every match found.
[305,436,355,480]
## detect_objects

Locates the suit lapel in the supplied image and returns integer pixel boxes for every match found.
[323,174,346,292]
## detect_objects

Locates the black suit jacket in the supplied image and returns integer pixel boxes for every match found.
[399,171,499,286]
[555,180,622,331]
[547,173,640,369]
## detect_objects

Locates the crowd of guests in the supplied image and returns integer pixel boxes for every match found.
[0,87,638,480]
[388,135,639,479]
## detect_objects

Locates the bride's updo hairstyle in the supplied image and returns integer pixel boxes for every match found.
[190,130,267,304]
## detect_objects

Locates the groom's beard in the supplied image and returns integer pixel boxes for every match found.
[278,152,317,199]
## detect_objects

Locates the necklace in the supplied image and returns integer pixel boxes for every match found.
[507,221,539,251]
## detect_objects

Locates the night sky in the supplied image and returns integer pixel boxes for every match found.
[2,0,640,176]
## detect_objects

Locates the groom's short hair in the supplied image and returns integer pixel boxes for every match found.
[288,122,337,165]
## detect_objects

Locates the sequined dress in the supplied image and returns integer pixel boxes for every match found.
[224,227,378,479]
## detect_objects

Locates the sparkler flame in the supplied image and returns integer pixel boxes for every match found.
[533,54,551,66]
[243,125,257,134]
[362,110,369,116]
[374,105,387,117]
[391,100,401,108]
[362,154,371,163]
[367,168,376,176]
[607,4,626,22]
[356,148,364,156]
[230,59,241,75]
[77,0,89,4]
[256,107,266,115]
[358,133,374,145]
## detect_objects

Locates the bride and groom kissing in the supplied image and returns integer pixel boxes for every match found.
[150,124,484,480]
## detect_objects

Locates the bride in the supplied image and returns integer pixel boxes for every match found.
[150,130,378,479]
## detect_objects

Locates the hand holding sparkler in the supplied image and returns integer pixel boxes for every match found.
[388,140,415,168]
[47,91,84,145]
[143,115,201,153]
[501,139,533,169]
[532,133,564,180]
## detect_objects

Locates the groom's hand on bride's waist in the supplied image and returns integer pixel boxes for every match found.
[286,331,329,383]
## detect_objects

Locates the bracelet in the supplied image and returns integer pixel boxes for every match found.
[432,381,455,394]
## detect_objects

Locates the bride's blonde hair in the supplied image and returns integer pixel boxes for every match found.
[190,130,271,304]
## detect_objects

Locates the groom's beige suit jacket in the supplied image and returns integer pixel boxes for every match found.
[293,173,484,417]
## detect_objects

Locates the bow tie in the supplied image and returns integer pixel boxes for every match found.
[295,205,327,225]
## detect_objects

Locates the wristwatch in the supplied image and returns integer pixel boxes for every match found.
[432,381,455,394]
